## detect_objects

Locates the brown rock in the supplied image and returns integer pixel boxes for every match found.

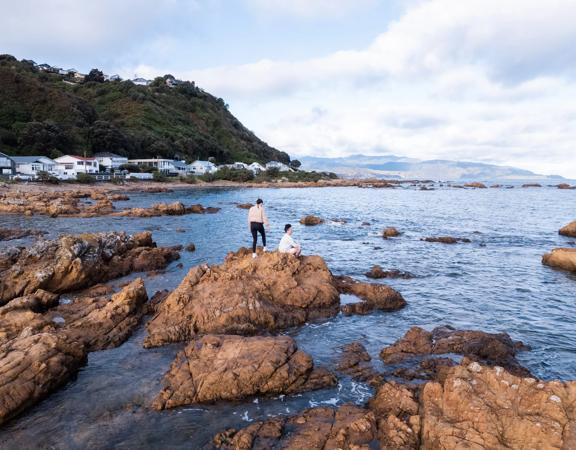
[542,248,576,273]
[463,182,487,188]
[522,183,542,187]
[380,325,531,377]
[559,220,576,237]
[147,289,171,314]
[236,203,253,209]
[152,335,336,410]
[382,227,401,238]
[300,215,324,226]
[144,250,339,347]
[557,183,575,189]
[335,275,406,314]
[213,405,377,450]
[0,227,46,241]
[336,342,383,386]
[185,243,196,252]
[392,357,456,384]
[0,231,179,305]
[420,361,576,449]
[421,236,471,244]
[365,265,414,279]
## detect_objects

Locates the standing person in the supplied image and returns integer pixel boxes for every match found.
[248,198,269,258]
[278,224,301,256]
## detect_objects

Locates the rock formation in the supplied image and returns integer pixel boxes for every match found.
[557,183,575,189]
[421,236,471,244]
[145,250,340,347]
[236,203,253,209]
[0,231,179,305]
[542,248,576,273]
[365,265,414,279]
[112,201,220,217]
[380,325,531,377]
[382,227,401,238]
[153,335,336,410]
[213,404,378,450]
[464,182,487,188]
[300,215,324,226]
[559,220,576,237]
[336,342,383,386]
[0,227,46,241]
[334,275,406,315]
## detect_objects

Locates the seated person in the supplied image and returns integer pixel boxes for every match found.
[278,223,301,256]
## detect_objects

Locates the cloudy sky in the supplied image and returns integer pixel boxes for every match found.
[2,0,576,177]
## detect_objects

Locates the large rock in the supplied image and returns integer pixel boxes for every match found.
[334,275,406,315]
[0,231,179,305]
[380,326,531,377]
[336,342,383,386]
[559,220,576,237]
[464,182,487,188]
[421,236,471,244]
[0,227,46,241]
[542,248,576,273]
[153,335,336,410]
[112,201,217,217]
[365,265,414,279]
[144,250,340,347]
[300,215,324,226]
[213,405,378,450]
[421,361,576,449]
[0,332,87,426]
[382,227,401,238]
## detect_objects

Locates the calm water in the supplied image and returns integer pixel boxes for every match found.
[0,185,575,449]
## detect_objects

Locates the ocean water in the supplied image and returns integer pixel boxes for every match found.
[0,185,575,449]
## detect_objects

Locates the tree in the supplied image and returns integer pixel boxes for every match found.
[85,69,105,83]
[290,159,302,169]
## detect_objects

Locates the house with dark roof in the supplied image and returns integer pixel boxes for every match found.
[12,156,57,176]
[94,152,128,169]
[0,152,15,175]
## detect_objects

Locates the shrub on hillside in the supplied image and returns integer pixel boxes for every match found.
[214,167,254,182]
[76,173,96,184]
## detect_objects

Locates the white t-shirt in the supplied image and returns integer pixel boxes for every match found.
[278,233,297,252]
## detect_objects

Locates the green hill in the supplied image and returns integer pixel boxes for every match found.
[0,54,290,164]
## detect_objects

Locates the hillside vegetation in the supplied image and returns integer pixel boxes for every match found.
[0,55,290,164]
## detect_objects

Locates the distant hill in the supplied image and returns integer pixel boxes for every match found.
[0,55,290,164]
[300,154,565,182]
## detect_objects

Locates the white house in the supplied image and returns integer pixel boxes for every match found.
[128,158,178,174]
[0,152,15,175]
[266,161,292,172]
[248,162,266,174]
[132,78,151,86]
[94,152,128,170]
[223,162,249,170]
[188,160,217,175]
[54,155,99,177]
[172,160,189,176]
[12,156,57,177]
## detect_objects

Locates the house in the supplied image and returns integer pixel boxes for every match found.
[73,72,85,82]
[223,162,249,170]
[94,152,128,170]
[37,64,53,72]
[12,156,57,177]
[266,161,292,172]
[0,152,15,175]
[132,78,151,86]
[248,162,266,174]
[172,160,189,176]
[128,158,178,174]
[54,155,99,177]
[188,160,217,175]
[109,74,121,81]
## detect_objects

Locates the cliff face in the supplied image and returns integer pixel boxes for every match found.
[0,55,290,164]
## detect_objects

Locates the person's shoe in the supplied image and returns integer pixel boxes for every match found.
[252,253,257,259]
[263,247,267,252]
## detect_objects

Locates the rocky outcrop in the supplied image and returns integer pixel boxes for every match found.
[112,201,220,217]
[0,332,87,426]
[542,248,576,273]
[144,250,340,347]
[185,243,196,252]
[421,236,471,244]
[336,342,383,386]
[559,220,576,237]
[421,361,576,449]
[365,265,414,279]
[522,183,542,187]
[0,227,46,241]
[236,203,253,209]
[0,231,179,305]
[334,275,406,315]
[300,215,324,226]
[213,405,378,450]
[153,335,336,410]
[382,227,401,238]
[557,183,575,189]
[464,182,487,188]
[380,325,531,377]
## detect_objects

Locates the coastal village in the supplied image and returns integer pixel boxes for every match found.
[0,150,293,181]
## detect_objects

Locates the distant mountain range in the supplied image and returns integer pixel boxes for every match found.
[300,154,565,182]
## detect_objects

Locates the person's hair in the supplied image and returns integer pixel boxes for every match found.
[284,224,292,232]
[256,198,263,205]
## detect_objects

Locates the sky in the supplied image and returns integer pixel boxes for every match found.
[1,0,576,177]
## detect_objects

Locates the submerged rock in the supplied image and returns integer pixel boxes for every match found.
[336,342,383,386]
[153,335,336,410]
[0,231,179,305]
[334,275,406,314]
[380,325,531,377]
[463,182,487,188]
[421,236,471,244]
[365,265,414,279]
[213,404,378,450]
[421,361,576,449]
[144,250,340,347]
[236,203,253,209]
[522,183,542,188]
[382,227,401,238]
[557,183,575,189]
[542,248,576,273]
[300,215,324,226]
[559,220,576,237]
[0,227,46,241]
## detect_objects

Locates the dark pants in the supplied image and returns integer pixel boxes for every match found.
[250,222,266,252]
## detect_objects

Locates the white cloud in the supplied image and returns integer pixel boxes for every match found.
[245,0,377,18]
